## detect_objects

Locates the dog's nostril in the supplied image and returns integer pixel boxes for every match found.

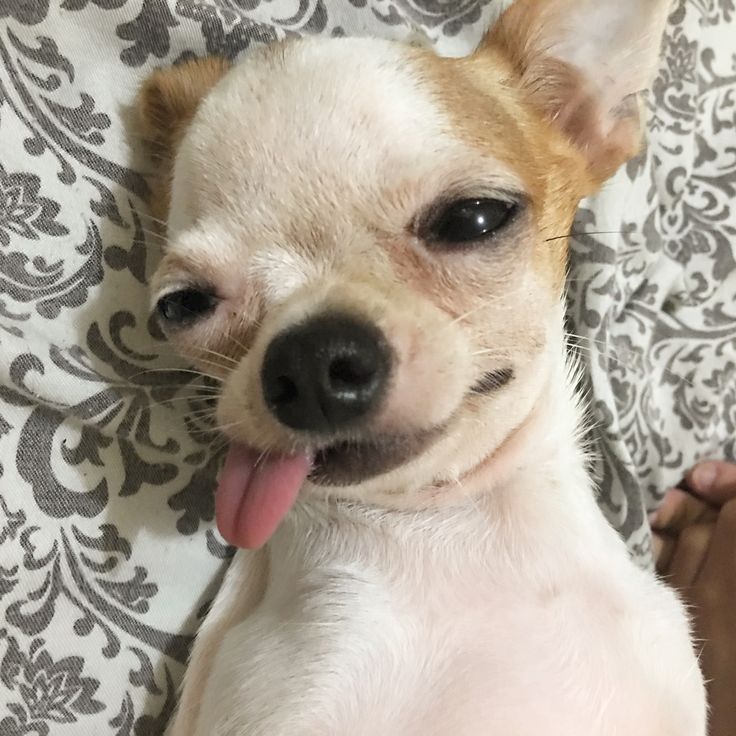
[328,356,375,390]
[271,375,299,404]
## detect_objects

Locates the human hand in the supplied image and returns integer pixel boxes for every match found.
[651,461,736,736]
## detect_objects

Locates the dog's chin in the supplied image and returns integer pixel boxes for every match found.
[308,429,440,487]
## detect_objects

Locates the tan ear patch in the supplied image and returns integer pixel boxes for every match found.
[136,56,230,223]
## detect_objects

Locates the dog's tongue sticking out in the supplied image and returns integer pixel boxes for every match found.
[215,443,312,549]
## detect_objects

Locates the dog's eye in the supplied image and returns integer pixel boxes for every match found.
[423,198,517,246]
[156,288,218,326]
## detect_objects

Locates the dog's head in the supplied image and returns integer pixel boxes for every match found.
[138,0,669,547]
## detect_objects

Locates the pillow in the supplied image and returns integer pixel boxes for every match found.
[1,1,734,732]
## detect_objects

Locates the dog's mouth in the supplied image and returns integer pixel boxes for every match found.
[307,368,514,486]
[214,364,516,549]
[309,430,438,487]
[213,429,439,550]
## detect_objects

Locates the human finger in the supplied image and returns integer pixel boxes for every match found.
[696,499,736,590]
[686,461,736,507]
[665,522,714,590]
[653,532,676,576]
[649,487,716,534]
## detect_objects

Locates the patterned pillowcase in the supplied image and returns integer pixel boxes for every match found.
[0,1,734,733]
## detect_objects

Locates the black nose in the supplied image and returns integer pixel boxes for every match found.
[261,314,391,433]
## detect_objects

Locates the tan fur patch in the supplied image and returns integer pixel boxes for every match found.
[402,0,654,294]
[412,46,588,291]
[135,56,231,225]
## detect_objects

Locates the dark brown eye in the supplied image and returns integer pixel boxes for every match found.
[157,288,218,326]
[423,198,517,246]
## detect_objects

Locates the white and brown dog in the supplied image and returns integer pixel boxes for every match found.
[137,0,707,733]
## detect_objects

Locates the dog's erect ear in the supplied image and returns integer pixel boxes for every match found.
[480,0,670,182]
[136,57,230,221]
[137,56,230,154]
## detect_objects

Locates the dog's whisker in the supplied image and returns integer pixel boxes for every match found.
[220,320,259,355]
[145,396,223,413]
[136,211,170,228]
[153,344,241,369]
[151,390,221,403]
[208,436,232,455]
[443,285,533,330]
[130,355,231,376]
[565,334,696,389]
[213,418,248,435]
[180,408,220,423]
[470,348,511,358]
[127,367,224,382]
[453,476,487,527]
[184,427,221,440]
[254,448,271,469]
[545,230,625,243]
[182,358,233,375]
[139,226,169,242]
[195,348,240,365]
[139,236,169,252]
[21,383,224,412]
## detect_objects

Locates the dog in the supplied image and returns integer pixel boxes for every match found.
[136,0,707,733]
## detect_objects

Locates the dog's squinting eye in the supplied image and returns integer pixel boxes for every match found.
[424,198,517,246]
[157,288,218,326]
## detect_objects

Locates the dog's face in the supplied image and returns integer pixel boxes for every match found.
[138,0,669,544]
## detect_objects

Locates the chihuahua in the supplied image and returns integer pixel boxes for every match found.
[137,0,707,733]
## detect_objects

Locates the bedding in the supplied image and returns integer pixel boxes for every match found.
[0,0,734,732]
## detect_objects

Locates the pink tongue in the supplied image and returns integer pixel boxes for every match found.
[215,443,312,549]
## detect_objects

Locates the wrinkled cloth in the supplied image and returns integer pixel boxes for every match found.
[0,1,734,732]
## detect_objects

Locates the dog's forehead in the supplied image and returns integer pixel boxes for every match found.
[169,38,524,235]
[202,38,447,161]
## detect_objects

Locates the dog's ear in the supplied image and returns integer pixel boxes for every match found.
[137,56,230,155]
[136,57,230,221]
[479,0,670,183]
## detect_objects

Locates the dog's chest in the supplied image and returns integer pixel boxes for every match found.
[199,552,668,736]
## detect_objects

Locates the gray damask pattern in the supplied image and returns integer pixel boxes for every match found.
[0,0,734,733]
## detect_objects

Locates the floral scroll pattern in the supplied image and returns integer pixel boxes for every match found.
[0,0,735,732]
